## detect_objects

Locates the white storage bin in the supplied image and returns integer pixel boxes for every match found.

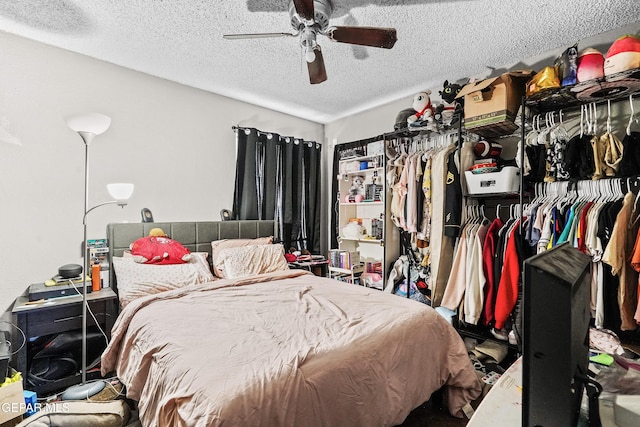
[465,166,520,195]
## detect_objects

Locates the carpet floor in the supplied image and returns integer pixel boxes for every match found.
[396,399,469,427]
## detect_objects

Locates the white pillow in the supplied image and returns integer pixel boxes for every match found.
[113,252,215,307]
[218,244,289,279]
[210,237,273,278]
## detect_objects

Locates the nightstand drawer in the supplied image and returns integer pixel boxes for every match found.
[24,301,110,338]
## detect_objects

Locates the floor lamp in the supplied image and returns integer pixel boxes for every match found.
[63,113,134,399]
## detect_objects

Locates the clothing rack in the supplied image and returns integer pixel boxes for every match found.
[340,120,467,149]
[528,176,640,200]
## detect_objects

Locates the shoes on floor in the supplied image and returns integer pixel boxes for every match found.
[491,328,509,341]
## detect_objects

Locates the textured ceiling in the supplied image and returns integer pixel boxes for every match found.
[0,0,639,123]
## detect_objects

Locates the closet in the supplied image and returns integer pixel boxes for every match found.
[330,68,640,355]
[520,77,640,345]
[453,81,640,353]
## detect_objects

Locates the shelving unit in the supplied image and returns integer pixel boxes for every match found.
[331,141,399,290]
[455,66,640,352]
[454,82,530,354]
[328,264,365,285]
[520,67,640,348]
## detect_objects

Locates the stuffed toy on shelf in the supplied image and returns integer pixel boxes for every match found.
[435,80,463,127]
[344,175,365,203]
[407,90,436,130]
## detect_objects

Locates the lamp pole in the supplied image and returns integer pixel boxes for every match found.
[80,131,94,385]
[63,112,134,400]
[80,134,129,385]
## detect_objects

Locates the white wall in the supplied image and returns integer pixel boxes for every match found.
[0,31,323,314]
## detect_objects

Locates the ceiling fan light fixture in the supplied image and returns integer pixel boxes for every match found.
[225,0,396,84]
[305,46,316,63]
[300,26,318,63]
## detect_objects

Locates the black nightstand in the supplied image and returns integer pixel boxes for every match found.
[11,288,118,396]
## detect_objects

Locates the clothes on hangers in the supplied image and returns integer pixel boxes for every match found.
[525,179,640,332]
[386,132,464,306]
[440,203,528,330]
[482,217,505,327]
[602,192,640,331]
[444,150,463,237]
[617,131,640,177]
[429,143,458,307]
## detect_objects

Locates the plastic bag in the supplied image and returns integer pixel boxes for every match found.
[526,66,561,97]
[555,43,578,86]
[394,279,430,305]
[595,356,640,395]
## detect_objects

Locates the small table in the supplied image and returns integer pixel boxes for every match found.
[468,357,619,427]
[288,258,329,277]
[11,288,118,396]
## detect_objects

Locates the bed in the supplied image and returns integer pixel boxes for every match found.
[101,220,482,427]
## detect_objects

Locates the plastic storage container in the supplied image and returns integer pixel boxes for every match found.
[465,166,520,195]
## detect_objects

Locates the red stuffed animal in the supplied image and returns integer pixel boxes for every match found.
[130,228,191,264]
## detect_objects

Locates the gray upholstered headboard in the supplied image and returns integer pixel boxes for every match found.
[106,220,276,295]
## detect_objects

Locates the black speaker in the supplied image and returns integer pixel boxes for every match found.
[523,242,592,427]
[220,209,234,221]
[141,208,154,223]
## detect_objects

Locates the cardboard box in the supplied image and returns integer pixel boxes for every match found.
[0,381,25,424]
[456,70,534,138]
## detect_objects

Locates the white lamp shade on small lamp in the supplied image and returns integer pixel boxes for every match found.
[107,183,134,202]
[66,113,112,135]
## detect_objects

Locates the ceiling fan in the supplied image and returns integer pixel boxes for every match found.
[223,0,397,84]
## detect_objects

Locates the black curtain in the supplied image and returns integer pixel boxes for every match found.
[232,127,322,253]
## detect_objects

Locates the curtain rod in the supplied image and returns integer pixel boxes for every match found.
[232,125,321,145]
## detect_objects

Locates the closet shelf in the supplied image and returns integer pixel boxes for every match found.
[329,265,364,275]
[339,154,381,163]
[455,322,520,353]
[342,167,384,176]
[339,201,384,206]
[340,238,383,244]
[525,67,640,113]
[465,191,522,199]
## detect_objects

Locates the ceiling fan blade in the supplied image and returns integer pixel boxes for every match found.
[293,0,315,21]
[327,26,397,49]
[307,46,327,85]
[223,32,296,40]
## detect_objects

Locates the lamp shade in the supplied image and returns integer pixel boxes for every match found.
[66,113,112,135]
[107,183,134,201]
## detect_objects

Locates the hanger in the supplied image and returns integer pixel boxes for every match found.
[627,94,638,136]
[606,100,612,135]
[479,205,488,224]
[608,179,618,203]
[611,178,622,202]
[590,103,598,135]
[537,112,552,145]
[631,190,640,228]
[585,104,593,135]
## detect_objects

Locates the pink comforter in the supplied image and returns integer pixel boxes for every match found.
[102,270,481,426]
